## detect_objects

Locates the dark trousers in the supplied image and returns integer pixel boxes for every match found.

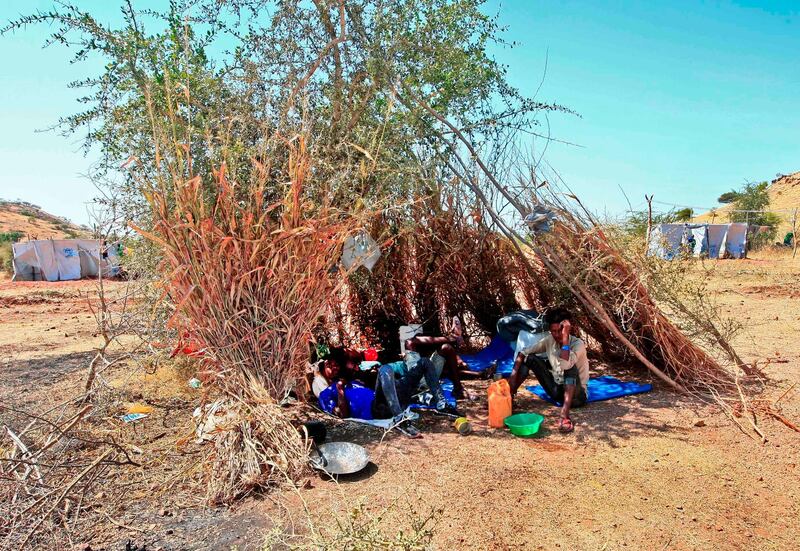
[375,358,444,418]
[522,355,587,407]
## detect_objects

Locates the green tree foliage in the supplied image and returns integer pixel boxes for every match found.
[729,181,770,223]
[0,231,24,243]
[729,181,781,246]
[623,209,692,237]
[717,190,739,204]
[4,1,570,228]
[673,207,693,222]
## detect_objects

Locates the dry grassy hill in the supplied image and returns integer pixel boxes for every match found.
[0,200,88,240]
[0,201,90,275]
[694,171,800,235]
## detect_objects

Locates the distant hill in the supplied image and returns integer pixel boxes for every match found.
[0,200,90,240]
[693,171,800,235]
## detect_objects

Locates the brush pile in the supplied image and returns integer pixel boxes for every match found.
[529,197,743,394]
[343,196,540,351]
[402,94,751,396]
[137,137,355,503]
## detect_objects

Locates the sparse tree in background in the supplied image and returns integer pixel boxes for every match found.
[729,181,781,246]
[673,207,693,222]
[717,190,739,204]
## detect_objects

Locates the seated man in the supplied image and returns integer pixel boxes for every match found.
[315,346,380,418]
[507,307,589,433]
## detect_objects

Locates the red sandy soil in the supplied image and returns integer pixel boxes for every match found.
[1,256,798,550]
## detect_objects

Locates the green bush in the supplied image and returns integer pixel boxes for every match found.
[0,231,24,243]
[728,181,781,249]
[0,242,13,274]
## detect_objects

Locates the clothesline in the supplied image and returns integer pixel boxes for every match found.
[651,199,799,215]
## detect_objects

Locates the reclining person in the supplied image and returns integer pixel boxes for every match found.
[372,354,458,438]
[315,347,378,419]
[507,307,589,433]
[403,317,493,400]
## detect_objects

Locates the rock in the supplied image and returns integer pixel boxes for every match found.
[693,419,706,427]
[159,508,172,517]
[633,514,644,520]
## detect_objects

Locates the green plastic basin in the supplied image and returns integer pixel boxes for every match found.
[504,412,545,437]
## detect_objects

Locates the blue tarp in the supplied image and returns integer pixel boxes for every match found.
[459,335,517,376]
[526,375,653,406]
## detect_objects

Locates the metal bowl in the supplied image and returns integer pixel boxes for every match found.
[309,441,370,475]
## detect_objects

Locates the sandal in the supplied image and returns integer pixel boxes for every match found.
[397,421,423,439]
[559,417,575,433]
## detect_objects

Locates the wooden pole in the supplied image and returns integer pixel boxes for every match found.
[645,194,654,255]
[792,208,798,259]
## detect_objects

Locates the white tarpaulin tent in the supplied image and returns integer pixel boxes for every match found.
[648,223,749,260]
[12,239,121,281]
[647,224,686,259]
[724,223,748,259]
[706,224,729,259]
[688,225,709,257]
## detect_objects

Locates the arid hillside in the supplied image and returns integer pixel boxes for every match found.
[694,171,800,235]
[0,200,88,240]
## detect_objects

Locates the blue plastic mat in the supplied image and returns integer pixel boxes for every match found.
[526,375,653,406]
[460,335,516,376]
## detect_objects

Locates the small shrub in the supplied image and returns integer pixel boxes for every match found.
[0,231,24,243]
[0,242,13,273]
[263,494,440,550]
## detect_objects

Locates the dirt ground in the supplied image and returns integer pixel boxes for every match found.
[1,255,799,550]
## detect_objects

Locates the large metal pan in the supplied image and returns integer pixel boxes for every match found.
[309,441,370,476]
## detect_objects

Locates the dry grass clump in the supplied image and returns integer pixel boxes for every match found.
[136,137,355,502]
[263,491,440,550]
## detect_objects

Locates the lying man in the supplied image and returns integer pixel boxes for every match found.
[372,354,459,438]
[507,307,589,433]
[404,317,495,400]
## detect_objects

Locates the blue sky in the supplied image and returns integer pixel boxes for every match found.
[1,1,798,224]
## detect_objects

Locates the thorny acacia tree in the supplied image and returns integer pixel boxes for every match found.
[5,0,567,224]
[4,1,573,502]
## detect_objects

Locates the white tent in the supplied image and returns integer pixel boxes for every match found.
[706,224,729,259]
[647,224,686,259]
[687,225,709,257]
[724,223,748,259]
[649,223,749,260]
[12,239,121,282]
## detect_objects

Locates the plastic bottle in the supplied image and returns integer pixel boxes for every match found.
[487,379,512,428]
